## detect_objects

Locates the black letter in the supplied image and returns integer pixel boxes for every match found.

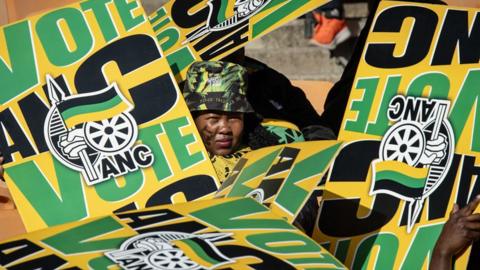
[432,10,480,65]
[146,175,217,206]
[388,96,405,121]
[8,255,68,270]
[171,0,209,28]
[132,145,153,167]
[256,147,300,203]
[218,245,295,269]
[365,6,437,68]
[74,35,178,125]
[0,239,42,266]
[198,23,249,60]
[117,208,182,229]
[18,93,50,153]
[0,109,36,163]
[318,141,400,237]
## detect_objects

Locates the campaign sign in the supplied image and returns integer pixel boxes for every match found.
[149,0,330,81]
[217,141,342,223]
[315,1,480,268]
[0,197,346,269]
[0,0,219,232]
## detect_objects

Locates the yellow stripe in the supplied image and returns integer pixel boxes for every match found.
[173,240,215,267]
[262,119,301,132]
[375,160,428,179]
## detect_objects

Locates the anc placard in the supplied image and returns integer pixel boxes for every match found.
[315,1,480,269]
[217,141,342,223]
[149,0,330,81]
[0,0,219,232]
[0,197,346,269]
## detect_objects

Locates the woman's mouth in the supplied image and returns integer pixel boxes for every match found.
[215,138,233,148]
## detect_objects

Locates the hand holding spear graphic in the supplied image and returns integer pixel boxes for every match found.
[46,75,99,183]
[408,102,449,233]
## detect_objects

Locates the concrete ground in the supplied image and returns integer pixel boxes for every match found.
[244,2,368,82]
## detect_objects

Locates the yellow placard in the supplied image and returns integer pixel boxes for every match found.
[218,140,342,223]
[0,0,219,232]
[149,0,331,82]
[0,197,346,269]
[315,1,480,268]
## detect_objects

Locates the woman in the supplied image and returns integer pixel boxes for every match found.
[182,60,278,181]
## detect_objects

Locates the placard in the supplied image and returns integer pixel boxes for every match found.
[315,1,480,268]
[0,0,219,232]
[0,197,346,269]
[218,141,342,223]
[149,0,330,81]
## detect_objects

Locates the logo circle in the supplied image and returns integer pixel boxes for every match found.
[84,113,137,153]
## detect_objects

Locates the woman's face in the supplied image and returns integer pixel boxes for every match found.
[194,111,244,156]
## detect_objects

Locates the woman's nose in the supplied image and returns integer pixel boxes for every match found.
[217,118,231,133]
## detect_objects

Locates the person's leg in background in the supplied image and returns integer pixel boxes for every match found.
[310,0,352,49]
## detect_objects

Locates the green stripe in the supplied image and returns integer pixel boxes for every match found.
[149,7,166,24]
[375,170,426,189]
[61,95,123,121]
[181,239,220,265]
[275,143,342,215]
[216,0,229,23]
[153,16,169,32]
[252,0,307,38]
[227,148,281,197]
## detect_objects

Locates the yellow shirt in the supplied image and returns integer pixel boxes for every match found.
[211,147,251,183]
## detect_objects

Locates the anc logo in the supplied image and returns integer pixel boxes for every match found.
[44,75,154,186]
[106,231,234,270]
[184,0,272,43]
[370,95,455,233]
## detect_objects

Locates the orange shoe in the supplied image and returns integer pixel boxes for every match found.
[310,16,351,49]
[310,11,323,39]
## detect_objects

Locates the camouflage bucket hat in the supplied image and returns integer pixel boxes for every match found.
[183,60,254,113]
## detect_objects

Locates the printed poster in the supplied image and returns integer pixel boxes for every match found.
[0,197,346,269]
[315,1,480,269]
[0,0,219,232]
[217,141,342,223]
[149,0,331,81]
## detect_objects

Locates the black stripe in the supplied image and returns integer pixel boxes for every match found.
[374,180,424,198]
[190,237,228,263]
[57,85,117,113]
[467,240,480,269]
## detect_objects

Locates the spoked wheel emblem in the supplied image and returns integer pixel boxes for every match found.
[84,113,136,153]
[381,122,425,166]
[148,249,199,270]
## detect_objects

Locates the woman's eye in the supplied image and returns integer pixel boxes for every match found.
[208,117,219,122]
[229,114,243,121]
